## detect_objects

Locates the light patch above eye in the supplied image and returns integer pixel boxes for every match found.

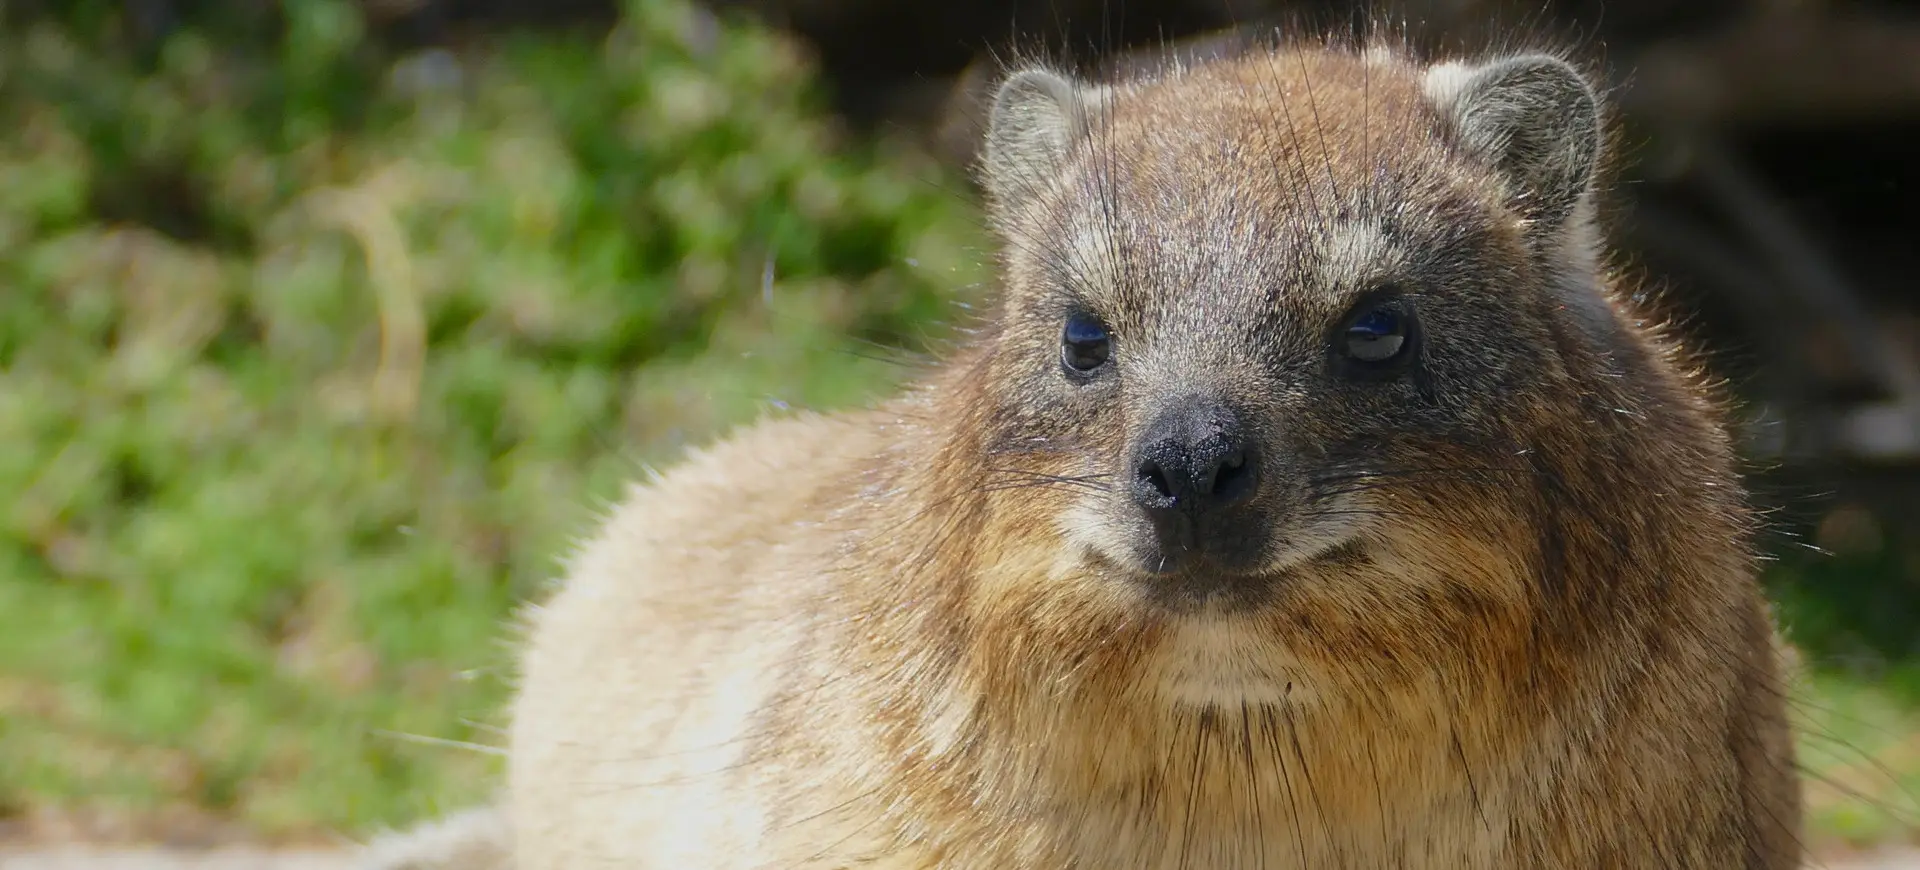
[1055,209,1124,294]
[1317,219,1406,293]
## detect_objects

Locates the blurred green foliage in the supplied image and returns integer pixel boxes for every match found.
[1766,513,1920,847]
[0,0,984,838]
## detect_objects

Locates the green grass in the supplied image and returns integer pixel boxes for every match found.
[1776,547,1920,852]
[1796,670,1920,852]
[0,0,986,839]
[0,0,1914,852]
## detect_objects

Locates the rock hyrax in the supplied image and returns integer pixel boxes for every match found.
[390,36,1807,870]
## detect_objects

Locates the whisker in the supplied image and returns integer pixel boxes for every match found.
[1309,465,1536,484]
[982,466,1115,488]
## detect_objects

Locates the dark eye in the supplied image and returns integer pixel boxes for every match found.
[1339,301,1415,367]
[1061,314,1111,373]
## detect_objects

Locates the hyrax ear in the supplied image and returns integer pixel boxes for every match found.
[1423,54,1600,231]
[979,68,1109,212]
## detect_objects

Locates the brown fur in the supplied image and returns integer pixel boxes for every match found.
[377,34,1804,870]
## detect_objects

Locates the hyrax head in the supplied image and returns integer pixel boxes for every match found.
[973,45,1610,615]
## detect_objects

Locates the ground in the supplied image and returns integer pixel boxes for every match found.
[0,846,1913,868]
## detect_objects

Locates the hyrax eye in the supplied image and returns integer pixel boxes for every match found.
[1339,300,1416,368]
[1061,314,1112,374]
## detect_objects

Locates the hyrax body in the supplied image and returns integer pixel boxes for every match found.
[479,36,1804,870]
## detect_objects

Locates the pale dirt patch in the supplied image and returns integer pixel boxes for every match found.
[0,846,351,869]
[0,846,1914,869]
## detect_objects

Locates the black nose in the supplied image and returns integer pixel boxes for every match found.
[1130,396,1258,540]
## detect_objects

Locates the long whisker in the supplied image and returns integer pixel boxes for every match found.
[972,480,1108,496]
[982,466,1115,490]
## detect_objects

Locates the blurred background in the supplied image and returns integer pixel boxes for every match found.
[0,0,1916,862]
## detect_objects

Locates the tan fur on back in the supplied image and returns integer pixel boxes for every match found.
[419,35,1803,870]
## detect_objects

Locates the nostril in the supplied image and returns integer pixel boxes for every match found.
[1139,459,1175,500]
[1206,448,1254,502]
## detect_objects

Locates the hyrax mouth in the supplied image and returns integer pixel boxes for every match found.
[1114,518,1373,615]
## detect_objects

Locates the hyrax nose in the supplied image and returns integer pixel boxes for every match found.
[1130,396,1258,522]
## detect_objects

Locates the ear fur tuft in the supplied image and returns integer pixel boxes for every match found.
[1423,54,1601,231]
[979,68,1109,212]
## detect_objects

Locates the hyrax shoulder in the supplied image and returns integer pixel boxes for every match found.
[494,35,1801,870]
